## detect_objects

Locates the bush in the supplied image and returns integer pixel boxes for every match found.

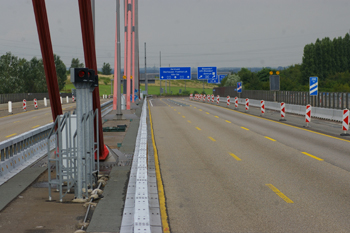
[193,90,199,95]
[182,90,190,95]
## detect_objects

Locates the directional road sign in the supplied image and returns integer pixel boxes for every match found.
[309,76,318,96]
[197,67,217,80]
[219,75,226,83]
[160,67,191,80]
[207,75,219,84]
[237,82,242,93]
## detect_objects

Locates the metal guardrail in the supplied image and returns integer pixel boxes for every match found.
[202,96,345,122]
[213,88,350,110]
[121,97,151,233]
[0,100,113,186]
[0,123,56,185]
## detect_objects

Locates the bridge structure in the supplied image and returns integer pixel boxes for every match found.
[1,1,350,233]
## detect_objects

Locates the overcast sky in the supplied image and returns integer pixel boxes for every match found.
[1,0,349,70]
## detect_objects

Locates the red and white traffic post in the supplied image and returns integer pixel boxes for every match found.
[341,109,349,136]
[234,97,238,109]
[199,94,202,101]
[260,100,265,116]
[227,96,230,106]
[217,95,220,105]
[245,98,249,111]
[305,104,311,127]
[23,99,27,111]
[190,93,193,100]
[203,94,206,102]
[280,102,286,121]
[72,95,75,102]
[34,98,38,109]
[211,94,214,103]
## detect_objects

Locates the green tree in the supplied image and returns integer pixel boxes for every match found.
[102,62,112,75]
[0,52,22,93]
[70,58,84,69]
[54,54,67,91]
[224,74,240,87]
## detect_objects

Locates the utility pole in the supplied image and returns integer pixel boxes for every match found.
[126,0,132,110]
[145,42,148,94]
[113,0,122,118]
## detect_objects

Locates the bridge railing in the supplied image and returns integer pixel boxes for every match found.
[0,100,113,185]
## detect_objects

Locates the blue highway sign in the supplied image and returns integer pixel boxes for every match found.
[197,67,217,80]
[160,67,191,80]
[219,75,226,83]
[207,75,219,84]
[237,82,242,93]
[309,76,318,96]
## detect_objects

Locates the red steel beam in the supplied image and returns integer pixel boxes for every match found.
[78,0,108,160]
[32,0,62,121]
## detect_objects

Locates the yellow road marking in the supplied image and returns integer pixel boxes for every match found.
[225,120,231,123]
[13,121,20,123]
[45,113,50,115]
[196,127,201,131]
[187,120,191,123]
[206,112,210,114]
[199,109,202,111]
[32,125,40,129]
[32,116,37,119]
[264,136,276,142]
[266,184,294,203]
[174,109,176,111]
[241,127,249,130]
[178,112,181,114]
[190,105,192,107]
[208,136,216,142]
[214,104,350,143]
[302,152,324,161]
[229,153,241,161]
[6,133,17,138]
[182,116,185,118]
[215,116,219,118]
[148,103,170,233]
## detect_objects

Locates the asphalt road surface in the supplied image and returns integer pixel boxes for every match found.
[0,99,109,142]
[150,97,350,233]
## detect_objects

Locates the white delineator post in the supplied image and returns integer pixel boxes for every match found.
[23,99,27,111]
[280,102,286,121]
[66,96,69,103]
[245,98,249,111]
[227,96,230,106]
[341,109,349,136]
[261,100,265,116]
[235,97,238,109]
[60,96,62,104]
[44,97,47,107]
[305,104,311,127]
[8,101,12,114]
[217,95,220,105]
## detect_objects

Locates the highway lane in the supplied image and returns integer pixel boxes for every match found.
[0,99,110,142]
[150,97,350,232]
